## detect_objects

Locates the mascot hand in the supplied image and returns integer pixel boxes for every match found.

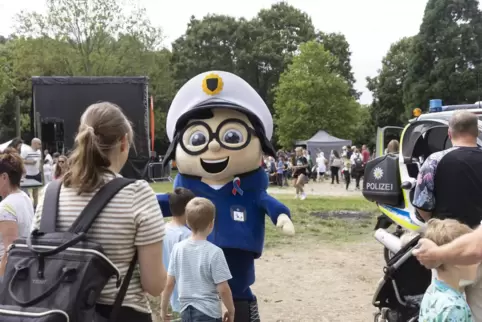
[276,214,295,236]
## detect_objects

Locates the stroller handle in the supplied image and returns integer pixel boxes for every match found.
[385,234,422,275]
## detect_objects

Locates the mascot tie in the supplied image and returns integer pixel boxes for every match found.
[232,177,244,196]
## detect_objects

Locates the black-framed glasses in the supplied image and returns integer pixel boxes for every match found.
[179,118,257,156]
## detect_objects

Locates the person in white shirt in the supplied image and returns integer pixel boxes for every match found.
[20,138,42,207]
[44,149,52,165]
[316,152,327,181]
[0,148,34,275]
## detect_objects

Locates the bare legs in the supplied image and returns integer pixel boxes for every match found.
[293,174,306,200]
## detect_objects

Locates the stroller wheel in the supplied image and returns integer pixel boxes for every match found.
[374,312,381,322]
[384,247,395,263]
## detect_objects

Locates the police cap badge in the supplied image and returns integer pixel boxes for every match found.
[202,73,224,95]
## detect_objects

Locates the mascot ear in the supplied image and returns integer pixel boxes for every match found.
[162,132,180,169]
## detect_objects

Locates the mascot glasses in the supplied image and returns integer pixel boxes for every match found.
[180,118,258,155]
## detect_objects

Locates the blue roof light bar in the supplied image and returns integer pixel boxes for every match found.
[428,99,482,113]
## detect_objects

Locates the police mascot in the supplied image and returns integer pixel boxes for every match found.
[157,71,295,322]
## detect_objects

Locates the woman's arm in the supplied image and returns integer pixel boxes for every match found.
[0,221,18,275]
[133,181,166,296]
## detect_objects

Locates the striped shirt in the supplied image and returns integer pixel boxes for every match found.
[20,146,41,176]
[168,239,232,318]
[32,174,165,313]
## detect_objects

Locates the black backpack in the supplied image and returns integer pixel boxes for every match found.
[353,155,364,172]
[0,177,136,322]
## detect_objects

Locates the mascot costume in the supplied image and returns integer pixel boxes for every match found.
[157,71,295,322]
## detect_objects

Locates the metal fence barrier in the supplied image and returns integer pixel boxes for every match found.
[147,162,173,182]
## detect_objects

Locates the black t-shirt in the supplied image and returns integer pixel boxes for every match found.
[293,156,308,177]
[434,147,482,228]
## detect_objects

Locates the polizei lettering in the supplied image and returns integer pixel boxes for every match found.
[366,182,393,191]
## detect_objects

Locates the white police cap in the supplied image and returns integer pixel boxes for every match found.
[166,71,273,142]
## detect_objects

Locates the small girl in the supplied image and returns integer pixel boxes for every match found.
[342,152,351,190]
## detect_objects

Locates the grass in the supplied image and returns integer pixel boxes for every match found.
[149,181,378,321]
[151,181,379,246]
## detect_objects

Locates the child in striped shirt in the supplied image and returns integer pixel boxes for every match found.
[161,197,234,322]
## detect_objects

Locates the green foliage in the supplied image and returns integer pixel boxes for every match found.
[316,32,359,99]
[171,2,317,114]
[404,0,482,110]
[367,37,414,129]
[274,41,359,148]
[0,0,173,144]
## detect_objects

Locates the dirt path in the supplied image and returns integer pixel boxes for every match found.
[267,180,364,197]
[252,239,383,322]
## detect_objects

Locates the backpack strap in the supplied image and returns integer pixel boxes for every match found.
[109,252,138,322]
[39,180,63,233]
[68,177,136,234]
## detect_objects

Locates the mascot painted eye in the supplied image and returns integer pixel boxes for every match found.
[189,131,207,146]
[222,129,243,144]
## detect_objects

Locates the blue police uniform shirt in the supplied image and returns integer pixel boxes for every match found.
[157,167,290,257]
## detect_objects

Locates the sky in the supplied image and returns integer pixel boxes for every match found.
[0,0,428,104]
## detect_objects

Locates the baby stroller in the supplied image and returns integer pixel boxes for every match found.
[372,231,431,322]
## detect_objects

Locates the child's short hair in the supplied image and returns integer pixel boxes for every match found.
[169,187,196,217]
[424,218,473,269]
[185,197,215,233]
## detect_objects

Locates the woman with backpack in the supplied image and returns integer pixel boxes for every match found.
[30,102,166,321]
[350,148,364,190]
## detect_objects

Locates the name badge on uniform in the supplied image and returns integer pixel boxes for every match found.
[230,206,246,222]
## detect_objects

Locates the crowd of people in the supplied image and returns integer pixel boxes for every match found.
[262,144,373,199]
[1,102,480,322]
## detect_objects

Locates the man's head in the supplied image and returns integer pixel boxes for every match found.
[362,145,367,150]
[168,187,196,217]
[387,140,400,154]
[424,218,479,283]
[448,111,479,144]
[185,197,216,235]
[295,147,303,157]
[31,138,41,151]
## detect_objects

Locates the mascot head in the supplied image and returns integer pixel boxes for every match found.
[163,71,276,183]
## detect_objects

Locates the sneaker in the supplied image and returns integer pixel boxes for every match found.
[294,194,299,199]
[300,193,306,200]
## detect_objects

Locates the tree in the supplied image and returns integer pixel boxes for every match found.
[171,15,245,88]
[251,2,316,111]
[171,1,317,114]
[404,0,482,109]
[0,0,174,144]
[274,41,359,148]
[367,37,414,128]
[316,32,359,98]
[15,0,164,76]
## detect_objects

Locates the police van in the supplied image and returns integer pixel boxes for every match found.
[364,99,482,322]
[363,99,482,233]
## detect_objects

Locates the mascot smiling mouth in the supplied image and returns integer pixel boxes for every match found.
[200,157,230,174]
